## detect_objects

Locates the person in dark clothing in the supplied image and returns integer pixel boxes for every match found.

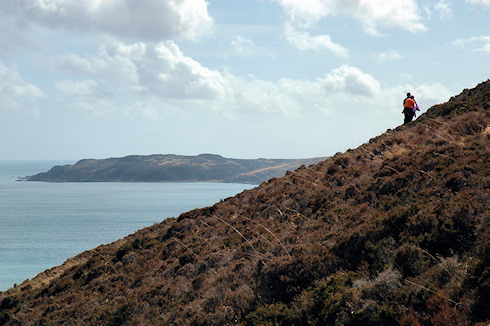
[403,94,416,124]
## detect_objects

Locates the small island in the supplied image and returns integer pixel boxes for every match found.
[26,153,326,184]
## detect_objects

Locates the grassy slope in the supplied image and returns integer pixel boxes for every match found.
[1,81,489,325]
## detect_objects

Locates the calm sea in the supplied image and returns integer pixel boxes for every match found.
[0,161,254,291]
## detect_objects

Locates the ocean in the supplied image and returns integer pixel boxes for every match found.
[0,161,254,291]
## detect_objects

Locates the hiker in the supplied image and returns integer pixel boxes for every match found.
[412,96,420,117]
[403,94,416,124]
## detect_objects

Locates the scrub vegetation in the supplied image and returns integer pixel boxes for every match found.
[1,81,489,325]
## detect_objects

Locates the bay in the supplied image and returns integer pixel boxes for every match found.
[0,161,254,291]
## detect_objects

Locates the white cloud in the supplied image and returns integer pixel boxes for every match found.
[55,79,106,98]
[226,76,302,116]
[54,79,118,117]
[284,23,349,57]
[478,39,490,52]
[223,69,378,117]
[466,0,490,8]
[0,61,45,113]
[451,36,490,53]
[275,0,426,36]
[1,0,214,41]
[230,36,256,57]
[347,0,427,36]
[275,0,338,27]
[318,65,381,97]
[212,65,385,117]
[59,43,142,90]
[375,50,403,63]
[227,36,272,58]
[413,83,453,106]
[423,0,452,20]
[58,41,228,100]
[0,16,41,60]
[54,79,161,119]
[54,48,386,118]
[365,82,453,119]
[434,0,452,19]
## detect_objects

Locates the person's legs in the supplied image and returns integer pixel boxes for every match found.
[403,107,412,124]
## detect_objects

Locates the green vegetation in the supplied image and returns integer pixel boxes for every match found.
[1,81,489,325]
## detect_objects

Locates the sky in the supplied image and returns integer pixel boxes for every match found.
[1,0,489,161]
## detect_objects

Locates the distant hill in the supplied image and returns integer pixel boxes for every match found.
[26,154,327,184]
[1,81,489,325]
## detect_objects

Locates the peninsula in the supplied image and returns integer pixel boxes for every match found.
[26,154,326,184]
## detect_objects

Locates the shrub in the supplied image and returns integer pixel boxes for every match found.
[394,245,431,278]
[426,293,470,326]
[399,311,422,326]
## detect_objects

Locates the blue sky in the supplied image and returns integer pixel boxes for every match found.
[1,0,489,161]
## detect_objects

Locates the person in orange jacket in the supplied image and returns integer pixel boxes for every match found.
[403,94,416,124]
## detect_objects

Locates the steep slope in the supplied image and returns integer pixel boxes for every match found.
[1,81,489,325]
[26,154,326,184]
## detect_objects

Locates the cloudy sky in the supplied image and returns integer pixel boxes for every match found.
[1,0,489,161]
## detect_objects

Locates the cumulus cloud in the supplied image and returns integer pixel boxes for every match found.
[1,0,214,41]
[276,0,426,36]
[220,64,392,118]
[0,61,45,113]
[54,45,386,118]
[346,0,427,36]
[58,41,228,100]
[201,64,386,117]
[284,23,349,57]
[319,65,381,97]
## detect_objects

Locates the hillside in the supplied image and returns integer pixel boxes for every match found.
[25,154,326,184]
[1,81,489,325]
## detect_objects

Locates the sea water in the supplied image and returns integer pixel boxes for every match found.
[0,161,254,291]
